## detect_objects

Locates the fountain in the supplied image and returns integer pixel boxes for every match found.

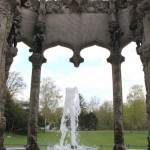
[47,87,97,150]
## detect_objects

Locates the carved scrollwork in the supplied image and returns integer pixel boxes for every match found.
[30,0,40,12]
[0,0,8,17]
[83,1,109,13]
[137,0,150,17]
[116,0,127,9]
[45,0,109,14]
[20,0,31,8]
[83,2,97,13]
[38,0,46,15]
[46,1,64,14]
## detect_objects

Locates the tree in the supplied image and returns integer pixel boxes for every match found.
[86,112,98,130]
[6,71,26,98]
[52,107,63,128]
[127,84,145,102]
[88,96,100,113]
[123,84,146,130]
[79,93,87,113]
[39,77,62,123]
[5,71,28,134]
[79,112,98,130]
[96,101,113,130]
[5,93,28,134]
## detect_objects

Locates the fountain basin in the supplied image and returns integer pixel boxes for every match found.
[47,145,97,150]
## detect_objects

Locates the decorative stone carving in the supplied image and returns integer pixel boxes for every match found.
[7,14,22,48]
[45,0,109,14]
[83,1,109,13]
[70,52,84,67]
[130,18,143,49]
[137,0,150,17]
[21,0,31,8]
[29,21,45,54]
[5,47,18,80]
[116,0,127,9]
[129,1,144,49]
[0,0,8,17]
[107,53,125,64]
[109,21,124,53]
[38,0,46,15]
[46,1,64,14]
[30,0,40,12]
[138,43,150,64]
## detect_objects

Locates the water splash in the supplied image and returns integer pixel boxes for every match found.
[60,87,80,148]
[47,87,97,150]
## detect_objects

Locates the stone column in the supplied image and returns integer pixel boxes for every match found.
[138,43,150,150]
[136,1,150,149]
[0,1,13,150]
[27,53,46,150]
[107,53,125,150]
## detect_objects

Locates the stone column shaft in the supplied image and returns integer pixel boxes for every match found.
[0,1,12,150]
[107,54,125,150]
[137,2,150,149]
[27,53,46,150]
[138,42,150,150]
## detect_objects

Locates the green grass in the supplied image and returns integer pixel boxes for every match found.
[4,131,148,150]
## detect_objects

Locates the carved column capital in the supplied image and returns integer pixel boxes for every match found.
[107,53,125,64]
[29,53,47,65]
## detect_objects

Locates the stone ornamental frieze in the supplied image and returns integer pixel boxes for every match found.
[0,0,150,150]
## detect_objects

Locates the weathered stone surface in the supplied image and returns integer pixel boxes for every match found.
[107,53,125,150]
[27,53,46,150]
[0,0,150,150]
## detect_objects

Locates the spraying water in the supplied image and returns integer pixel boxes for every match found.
[47,87,97,150]
[60,87,80,148]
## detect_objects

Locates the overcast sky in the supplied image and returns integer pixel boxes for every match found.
[10,42,145,104]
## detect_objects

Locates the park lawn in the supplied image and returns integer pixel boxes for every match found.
[4,131,148,150]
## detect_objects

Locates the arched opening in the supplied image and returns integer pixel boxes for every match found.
[122,42,146,149]
[43,45,111,103]
[5,42,147,149]
[10,42,32,100]
[122,42,145,100]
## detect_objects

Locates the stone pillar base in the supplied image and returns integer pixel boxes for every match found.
[113,144,126,150]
